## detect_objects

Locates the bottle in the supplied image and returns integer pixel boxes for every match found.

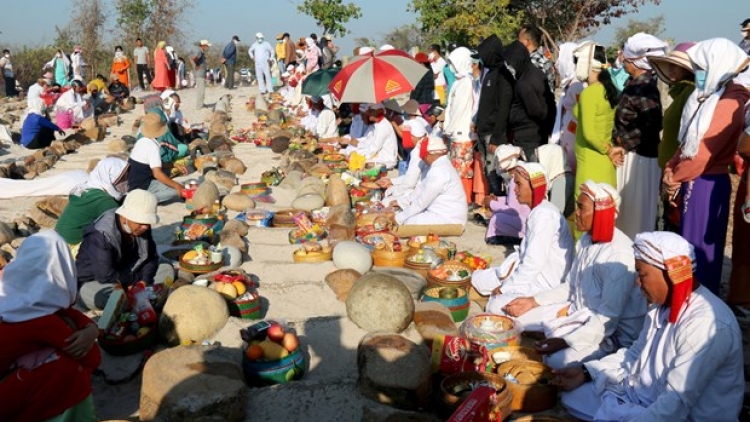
[128,281,157,325]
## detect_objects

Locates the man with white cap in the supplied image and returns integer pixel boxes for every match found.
[555,231,743,422]
[472,162,574,316]
[75,189,161,310]
[392,136,467,226]
[504,181,646,369]
[611,32,668,240]
[249,33,275,95]
[340,102,398,169]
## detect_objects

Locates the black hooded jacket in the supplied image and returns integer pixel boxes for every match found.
[503,41,556,144]
[410,63,434,105]
[475,35,515,146]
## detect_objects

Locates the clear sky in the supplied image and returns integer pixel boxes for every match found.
[0,0,747,54]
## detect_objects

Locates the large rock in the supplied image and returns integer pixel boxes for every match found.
[371,268,427,301]
[292,194,324,212]
[159,285,229,346]
[222,158,247,175]
[296,176,326,197]
[0,221,14,245]
[358,333,431,410]
[346,272,414,333]
[192,181,220,212]
[140,345,246,422]
[333,240,372,275]
[412,302,459,343]
[35,196,68,218]
[325,176,350,207]
[325,269,361,301]
[222,193,255,212]
[277,170,303,190]
[222,219,249,237]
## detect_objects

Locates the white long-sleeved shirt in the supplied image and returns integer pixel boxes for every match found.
[27,83,44,107]
[300,109,319,133]
[499,200,574,296]
[534,230,647,351]
[55,89,88,122]
[354,117,398,169]
[383,146,426,203]
[248,42,275,65]
[316,108,338,138]
[395,155,467,226]
[584,286,743,422]
[443,77,473,140]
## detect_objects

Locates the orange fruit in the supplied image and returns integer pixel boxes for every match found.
[232,281,247,296]
[245,344,263,361]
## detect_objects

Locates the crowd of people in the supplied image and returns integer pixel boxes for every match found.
[2,18,750,422]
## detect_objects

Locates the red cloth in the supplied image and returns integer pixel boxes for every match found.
[0,308,101,422]
[152,49,171,90]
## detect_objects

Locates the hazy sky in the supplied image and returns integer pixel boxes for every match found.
[0,0,747,54]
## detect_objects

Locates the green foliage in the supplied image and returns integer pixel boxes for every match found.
[613,15,666,48]
[380,24,427,52]
[4,44,58,89]
[297,0,363,38]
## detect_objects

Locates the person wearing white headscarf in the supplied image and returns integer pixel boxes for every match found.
[550,42,585,175]
[556,231,743,422]
[20,97,64,149]
[340,103,398,169]
[661,38,750,296]
[444,47,476,204]
[483,145,531,245]
[0,230,101,422]
[304,37,321,74]
[55,157,129,249]
[473,162,574,315]
[611,32,668,241]
[393,136,467,226]
[504,181,646,369]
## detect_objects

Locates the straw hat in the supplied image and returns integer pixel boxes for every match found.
[141,113,167,139]
[116,189,159,225]
[648,42,696,85]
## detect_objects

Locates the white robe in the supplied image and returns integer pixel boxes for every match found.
[616,151,660,240]
[316,108,338,139]
[383,147,425,204]
[524,230,647,369]
[349,117,398,169]
[473,200,574,314]
[443,77,473,141]
[562,286,743,422]
[300,109,319,133]
[55,89,88,123]
[395,155,467,226]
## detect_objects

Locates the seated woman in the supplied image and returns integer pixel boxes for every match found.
[0,230,101,422]
[20,98,64,149]
[55,157,129,253]
[378,123,429,204]
[555,231,743,421]
[472,162,574,315]
[340,103,398,169]
[75,189,160,310]
[482,145,531,246]
[55,79,91,126]
[503,181,647,369]
[128,113,184,204]
[393,136,468,226]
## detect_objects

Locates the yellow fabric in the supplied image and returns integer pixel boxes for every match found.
[68,242,81,259]
[88,79,106,94]
[348,152,366,171]
[435,85,446,106]
[275,43,286,60]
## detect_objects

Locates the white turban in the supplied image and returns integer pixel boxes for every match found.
[623,33,668,70]
[581,180,621,213]
[494,145,525,172]
[425,135,447,153]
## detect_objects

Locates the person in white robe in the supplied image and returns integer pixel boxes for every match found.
[472,162,575,313]
[340,102,398,169]
[379,124,429,203]
[393,136,467,226]
[55,79,91,124]
[555,231,743,422]
[549,42,585,175]
[314,94,339,139]
[504,181,646,369]
[299,96,319,133]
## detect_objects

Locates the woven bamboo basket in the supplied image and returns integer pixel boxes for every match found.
[421,286,470,322]
[439,371,513,417]
[496,360,557,413]
[292,248,333,263]
[421,241,450,258]
[361,232,399,249]
[488,345,543,365]
[403,255,433,278]
[372,245,411,267]
[426,260,473,289]
[273,209,308,228]
[460,314,521,350]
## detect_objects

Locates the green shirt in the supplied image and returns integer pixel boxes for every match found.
[658,81,695,169]
[55,189,119,244]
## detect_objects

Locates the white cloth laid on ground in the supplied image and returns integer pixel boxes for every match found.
[562,286,743,421]
[473,200,574,315]
[616,151,660,240]
[0,170,89,199]
[394,155,467,226]
[523,230,647,369]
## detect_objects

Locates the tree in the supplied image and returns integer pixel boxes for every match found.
[409,0,523,47]
[612,15,666,48]
[115,0,193,52]
[380,24,427,51]
[57,0,108,78]
[297,0,363,38]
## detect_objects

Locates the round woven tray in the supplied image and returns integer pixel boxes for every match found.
[180,256,224,274]
[496,360,557,413]
[426,260,473,289]
[293,249,333,263]
[440,371,513,416]
[372,245,411,267]
[403,260,433,278]
[273,209,308,228]
[361,232,399,248]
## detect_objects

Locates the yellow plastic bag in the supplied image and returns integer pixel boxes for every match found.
[348,152,366,171]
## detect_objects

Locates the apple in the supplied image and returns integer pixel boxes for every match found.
[267,323,285,343]
[281,332,300,352]
[454,252,468,261]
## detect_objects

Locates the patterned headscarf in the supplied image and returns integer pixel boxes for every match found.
[514,162,548,209]
[580,181,620,243]
[633,231,696,323]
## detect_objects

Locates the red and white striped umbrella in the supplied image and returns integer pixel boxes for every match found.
[328,49,429,104]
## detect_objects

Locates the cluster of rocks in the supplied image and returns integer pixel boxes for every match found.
[0,218,40,269]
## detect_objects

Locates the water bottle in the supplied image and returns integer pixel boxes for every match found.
[128,281,157,325]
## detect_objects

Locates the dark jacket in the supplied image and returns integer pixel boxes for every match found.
[76,209,158,288]
[222,42,237,65]
[504,41,556,145]
[410,64,434,105]
[474,35,514,145]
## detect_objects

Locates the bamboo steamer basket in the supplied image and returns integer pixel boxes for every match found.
[439,371,513,417]
[372,245,411,267]
[420,286,470,322]
[292,248,333,263]
[488,345,543,365]
[421,241,449,259]
[496,360,557,413]
[426,260,473,289]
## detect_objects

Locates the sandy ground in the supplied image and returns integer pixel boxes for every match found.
[2,82,747,421]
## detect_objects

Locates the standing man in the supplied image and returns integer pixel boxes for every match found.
[283,33,297,68]
[248,33,275,95]
[71,46,85,81]
[429,45,448,106]
[133,38,152,91]
[740,18,750,55]
[518,24,556,93]
[222,35,239,89]
[322,35,338,70]
[275,33,287,69]
[192,40,210,108]
[0,49,18,98]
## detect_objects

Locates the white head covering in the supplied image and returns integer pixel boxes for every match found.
[573,41,604,82]
[322,93,334,110]
[633,231,696,271]
[426,135,447,153]
[494,145,525,172]
[71,156,128,200]
[358,46,374,55]
[27,97,45,115]
[678,38,750,159]
[379,44,395,51]
[448,47,473,79]
[557,42,579,89]
[256,32,264,39]
[0,230,77,323]
[622,33,668,70]
[580,180,621,213]
[536,143,570,187]
[305,37,315,49]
